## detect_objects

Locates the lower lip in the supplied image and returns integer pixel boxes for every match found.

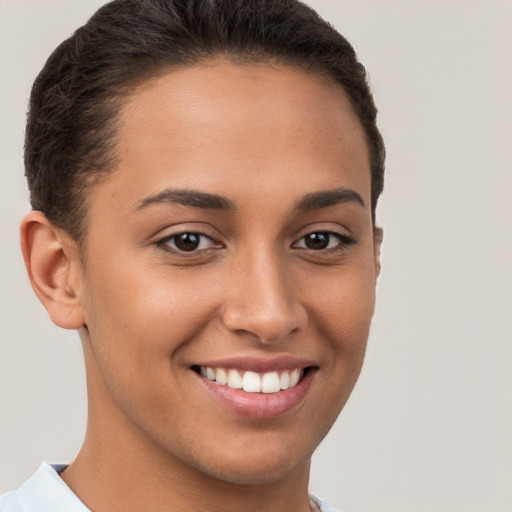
[196,369,315,419]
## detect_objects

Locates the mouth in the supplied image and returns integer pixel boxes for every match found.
[191,362,317,419]
[192,365,310,394]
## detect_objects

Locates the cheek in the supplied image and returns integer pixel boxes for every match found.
[80,261,221,379]
[79,263,223,431]
[306,262,376,351]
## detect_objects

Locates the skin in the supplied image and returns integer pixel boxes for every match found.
[21,60,381,512]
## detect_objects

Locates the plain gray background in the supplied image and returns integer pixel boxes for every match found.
[1,1,511,511]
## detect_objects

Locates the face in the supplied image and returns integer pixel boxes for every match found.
[75,60,380,485]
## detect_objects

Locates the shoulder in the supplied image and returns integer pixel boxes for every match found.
[0,463,89,512]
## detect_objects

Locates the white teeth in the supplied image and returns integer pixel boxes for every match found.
[261,371,280,393]
[199,366,305,393]
[227,369,243,389]
[279,371,290,390]
[215,368,228,385]
[289,368,301,387]
[242,371,261,392]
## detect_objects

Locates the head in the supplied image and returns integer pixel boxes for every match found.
[21,0,385,493]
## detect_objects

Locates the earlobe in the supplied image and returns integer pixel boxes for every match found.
[20,211,86,330]
[373,227,383,279]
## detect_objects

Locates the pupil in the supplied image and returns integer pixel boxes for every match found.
[175,233,200,251]
[305,232,329,249]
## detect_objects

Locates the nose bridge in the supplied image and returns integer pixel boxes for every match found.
[222,244,305,343]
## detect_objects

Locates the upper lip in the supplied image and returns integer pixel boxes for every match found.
[192,355,317,373]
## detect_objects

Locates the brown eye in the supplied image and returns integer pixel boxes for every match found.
[160,232,217,252]
[303,232,330,250]
[293,231,356,251]
[174,233,200,251]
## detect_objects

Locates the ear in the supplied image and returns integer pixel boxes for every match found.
[20,211,86,330]
[373,226,383,279]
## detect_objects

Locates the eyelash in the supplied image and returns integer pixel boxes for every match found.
[292,231,356,252]
[156,230,355,254]
[157,232,220,253]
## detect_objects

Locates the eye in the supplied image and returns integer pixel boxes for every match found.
[293,231,354,251]
[158,232,218,252]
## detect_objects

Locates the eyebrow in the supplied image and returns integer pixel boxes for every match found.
[294,187,366,212]
[134,186,364,214]
[135,188,236,212]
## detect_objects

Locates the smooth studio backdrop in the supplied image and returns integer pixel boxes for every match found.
[1,1,511,511]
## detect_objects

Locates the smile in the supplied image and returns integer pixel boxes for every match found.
[191,357,317,418]
[197,366,304,393]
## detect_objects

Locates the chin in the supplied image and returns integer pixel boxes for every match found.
[198,454,310,486]
[170,431,313,487]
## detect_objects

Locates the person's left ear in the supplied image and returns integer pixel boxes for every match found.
[20,211,86,330]
[373,227,383,279]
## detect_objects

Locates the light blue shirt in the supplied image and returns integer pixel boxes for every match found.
[0,463,340,511]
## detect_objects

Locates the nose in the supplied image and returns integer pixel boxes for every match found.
[221,249,307,344]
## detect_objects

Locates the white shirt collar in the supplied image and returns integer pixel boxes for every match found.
[0,462,89,512]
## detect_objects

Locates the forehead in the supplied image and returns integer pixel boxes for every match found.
[92,60,371,213]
